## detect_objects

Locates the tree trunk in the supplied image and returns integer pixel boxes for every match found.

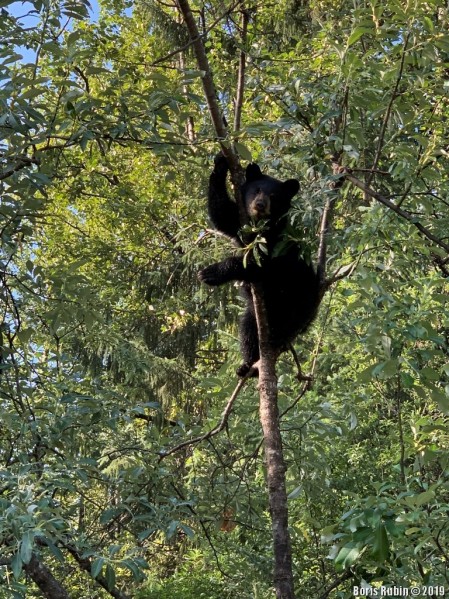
[174,2,296,595]
[253,285,295,599]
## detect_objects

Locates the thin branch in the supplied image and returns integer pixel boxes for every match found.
[280,287,334,419]
[152,0,244,67]
[396,381,406,486]
[0,156,40,180]
[435,521,449,564]
[233,9,249,133]
[318,570,354,599]
[63,544,130,599]
[159,375,249,459]
[179,51,196,141]
[73,66,90,93]
[316,85,348,288]
[316,172,343,291]
[170,482,230,578]
[326,255,368,286]
[316,192,338,291]
[366,32,410,187]
[341,168,449,254]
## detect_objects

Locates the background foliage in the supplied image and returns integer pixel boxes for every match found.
[1,0,449,597]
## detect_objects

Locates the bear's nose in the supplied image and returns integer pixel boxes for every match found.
[255,200,266,210]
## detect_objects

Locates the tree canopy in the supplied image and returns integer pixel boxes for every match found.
[1,0,449,597]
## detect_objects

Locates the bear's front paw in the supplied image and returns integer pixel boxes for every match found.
[213,152,229,175]
[198,266,223,286]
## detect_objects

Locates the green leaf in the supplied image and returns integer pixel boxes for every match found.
[11,553,23,579]
[234,142,252,162]
[372,522,389,563]
[19,532,34,564]
[334,542,362,569]
[17,329,32,344]
[43,539,64,563]
[105,564,116,591]
[422,16,434,32]
[288,485,303,500]
[413,489,435,507]
[121,558,144,581]
[100,508,119,524]
[91,557,105,579]
[179,524,195,538]
[420,367,440,381]
[347,27,370,47]
[166,520,179,540]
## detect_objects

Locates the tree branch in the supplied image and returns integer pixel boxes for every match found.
[175,0,245,211]
[159,375,248,459]
[175,3,296,596]
[175,0,228,142]
[318,569,354,599]
[317,192,338,291]
[233,9,249,133]
[366,32,410,187]
[341,167,449,254]
[63,544,130,599]
[316,86,348,290]
[0,156,40,181]
[251,284,295,598]
[23,554,70,599]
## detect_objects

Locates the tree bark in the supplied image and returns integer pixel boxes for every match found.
[174,0,245,208]
[253,286,295,599]
[24,554,71,599]
[233,9,249,133]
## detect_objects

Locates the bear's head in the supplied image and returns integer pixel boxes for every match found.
[242,163,299,222]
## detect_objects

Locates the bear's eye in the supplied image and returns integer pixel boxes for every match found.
[270,193,276,200]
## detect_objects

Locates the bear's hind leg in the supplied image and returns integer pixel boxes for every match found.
[237,307,260,377]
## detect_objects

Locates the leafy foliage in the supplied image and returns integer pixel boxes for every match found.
[1,0,449,597]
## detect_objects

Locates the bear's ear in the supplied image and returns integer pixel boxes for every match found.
[245,163,263,182]
[282,178,300,199]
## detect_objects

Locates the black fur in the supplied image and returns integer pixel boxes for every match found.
[199,154,320,377]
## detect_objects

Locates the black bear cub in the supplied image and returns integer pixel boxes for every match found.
[198,154,320,377]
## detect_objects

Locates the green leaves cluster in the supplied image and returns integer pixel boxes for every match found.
[1,0,449,597]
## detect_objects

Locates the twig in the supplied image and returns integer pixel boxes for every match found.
[62,543,130,599]
[152,0,244,67]
[342,168,449,254]
[159,375,249,459]
[316,166,346,291]
[366,32,410,187]
[233,9,249,133]
[326,260,359,286]
[0,156,40,180]
[318,570,354,599]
